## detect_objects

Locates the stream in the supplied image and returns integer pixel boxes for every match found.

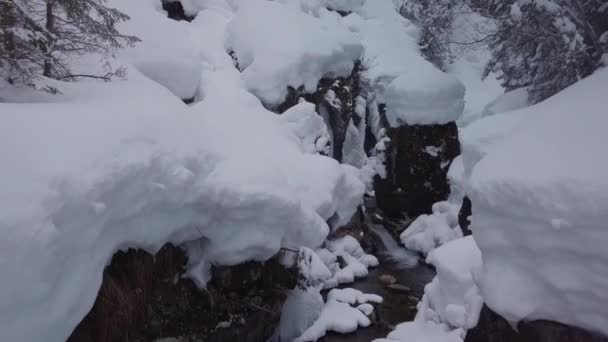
[320,224,436,341]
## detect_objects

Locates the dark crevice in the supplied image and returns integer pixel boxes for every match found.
[162,0,195,22]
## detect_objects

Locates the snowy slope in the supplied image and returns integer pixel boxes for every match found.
[464,68,608,335]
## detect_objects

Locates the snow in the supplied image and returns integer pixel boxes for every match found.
[321,234,379,289]
[344,2,465,126]
[420,237,483,331]
[445,8,504,127]
[480,87,529,118]
[464,68,608,336]
[375,321,463,342]
[400,201,463,256]
[279,100,331,155]
[112,0,203,100]
[0,0,376,339]
[296,288,382,341]
[376,236,483,342]
[226,0,363,106]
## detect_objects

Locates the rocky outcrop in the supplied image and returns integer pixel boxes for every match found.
[68,244,297,342]
[374,120,460,219]
[466,305,608,342]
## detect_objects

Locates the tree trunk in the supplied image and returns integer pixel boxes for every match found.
[43,0,54,77]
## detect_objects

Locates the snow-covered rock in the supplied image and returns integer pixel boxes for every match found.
[296,287,382,341]
[320,234,379,289]
[345,1,465,126]
[0,68,365,341]
[401,201,463,256]
[465,68,608,336]
[226,0,362,106]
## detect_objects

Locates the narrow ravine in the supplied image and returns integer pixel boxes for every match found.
[321,224,435,342]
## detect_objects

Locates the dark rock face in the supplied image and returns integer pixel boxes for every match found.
[68,244,296,342]
[466,305,608,342]
[458,196,472,236]
[277,62,362,163]
[374,121,460,219]
[162,1,195,22]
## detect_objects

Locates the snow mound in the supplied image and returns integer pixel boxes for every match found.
[0,59,365,342]
[400,201,463,256]
[345,1,465,126]
[226,0,363,105]
[420,237,483,331]
[296,288,382,341]
[321,235,379,288]
[465,68,608,335]
[376,236,483,342]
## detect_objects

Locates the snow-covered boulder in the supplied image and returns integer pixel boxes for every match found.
[465,68,608,336]
[401,201,463,256]
[226,0,363,106]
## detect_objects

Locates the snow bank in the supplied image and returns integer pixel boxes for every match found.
[400,201,463,256]
[345,1,465,126]
[465,68,608,335]
[226,0,362,105]
[376,236,483,342]
[0,51,365,342]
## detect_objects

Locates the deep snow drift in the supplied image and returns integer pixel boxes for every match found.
[463,68,608,336]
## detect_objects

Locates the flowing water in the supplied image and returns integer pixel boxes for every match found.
[320,224,435,342]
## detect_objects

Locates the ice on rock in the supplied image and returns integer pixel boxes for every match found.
[464,68,608,336]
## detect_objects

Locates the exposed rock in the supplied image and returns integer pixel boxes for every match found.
[162,1,195,22]
[375,121,460,219]
[379,274,397,285]
[68,244,297,342]
[458,196,472,236]
[466,305,608,342]
[386,284,412,293]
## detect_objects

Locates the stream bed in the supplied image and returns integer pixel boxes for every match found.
[320,224,435,341]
